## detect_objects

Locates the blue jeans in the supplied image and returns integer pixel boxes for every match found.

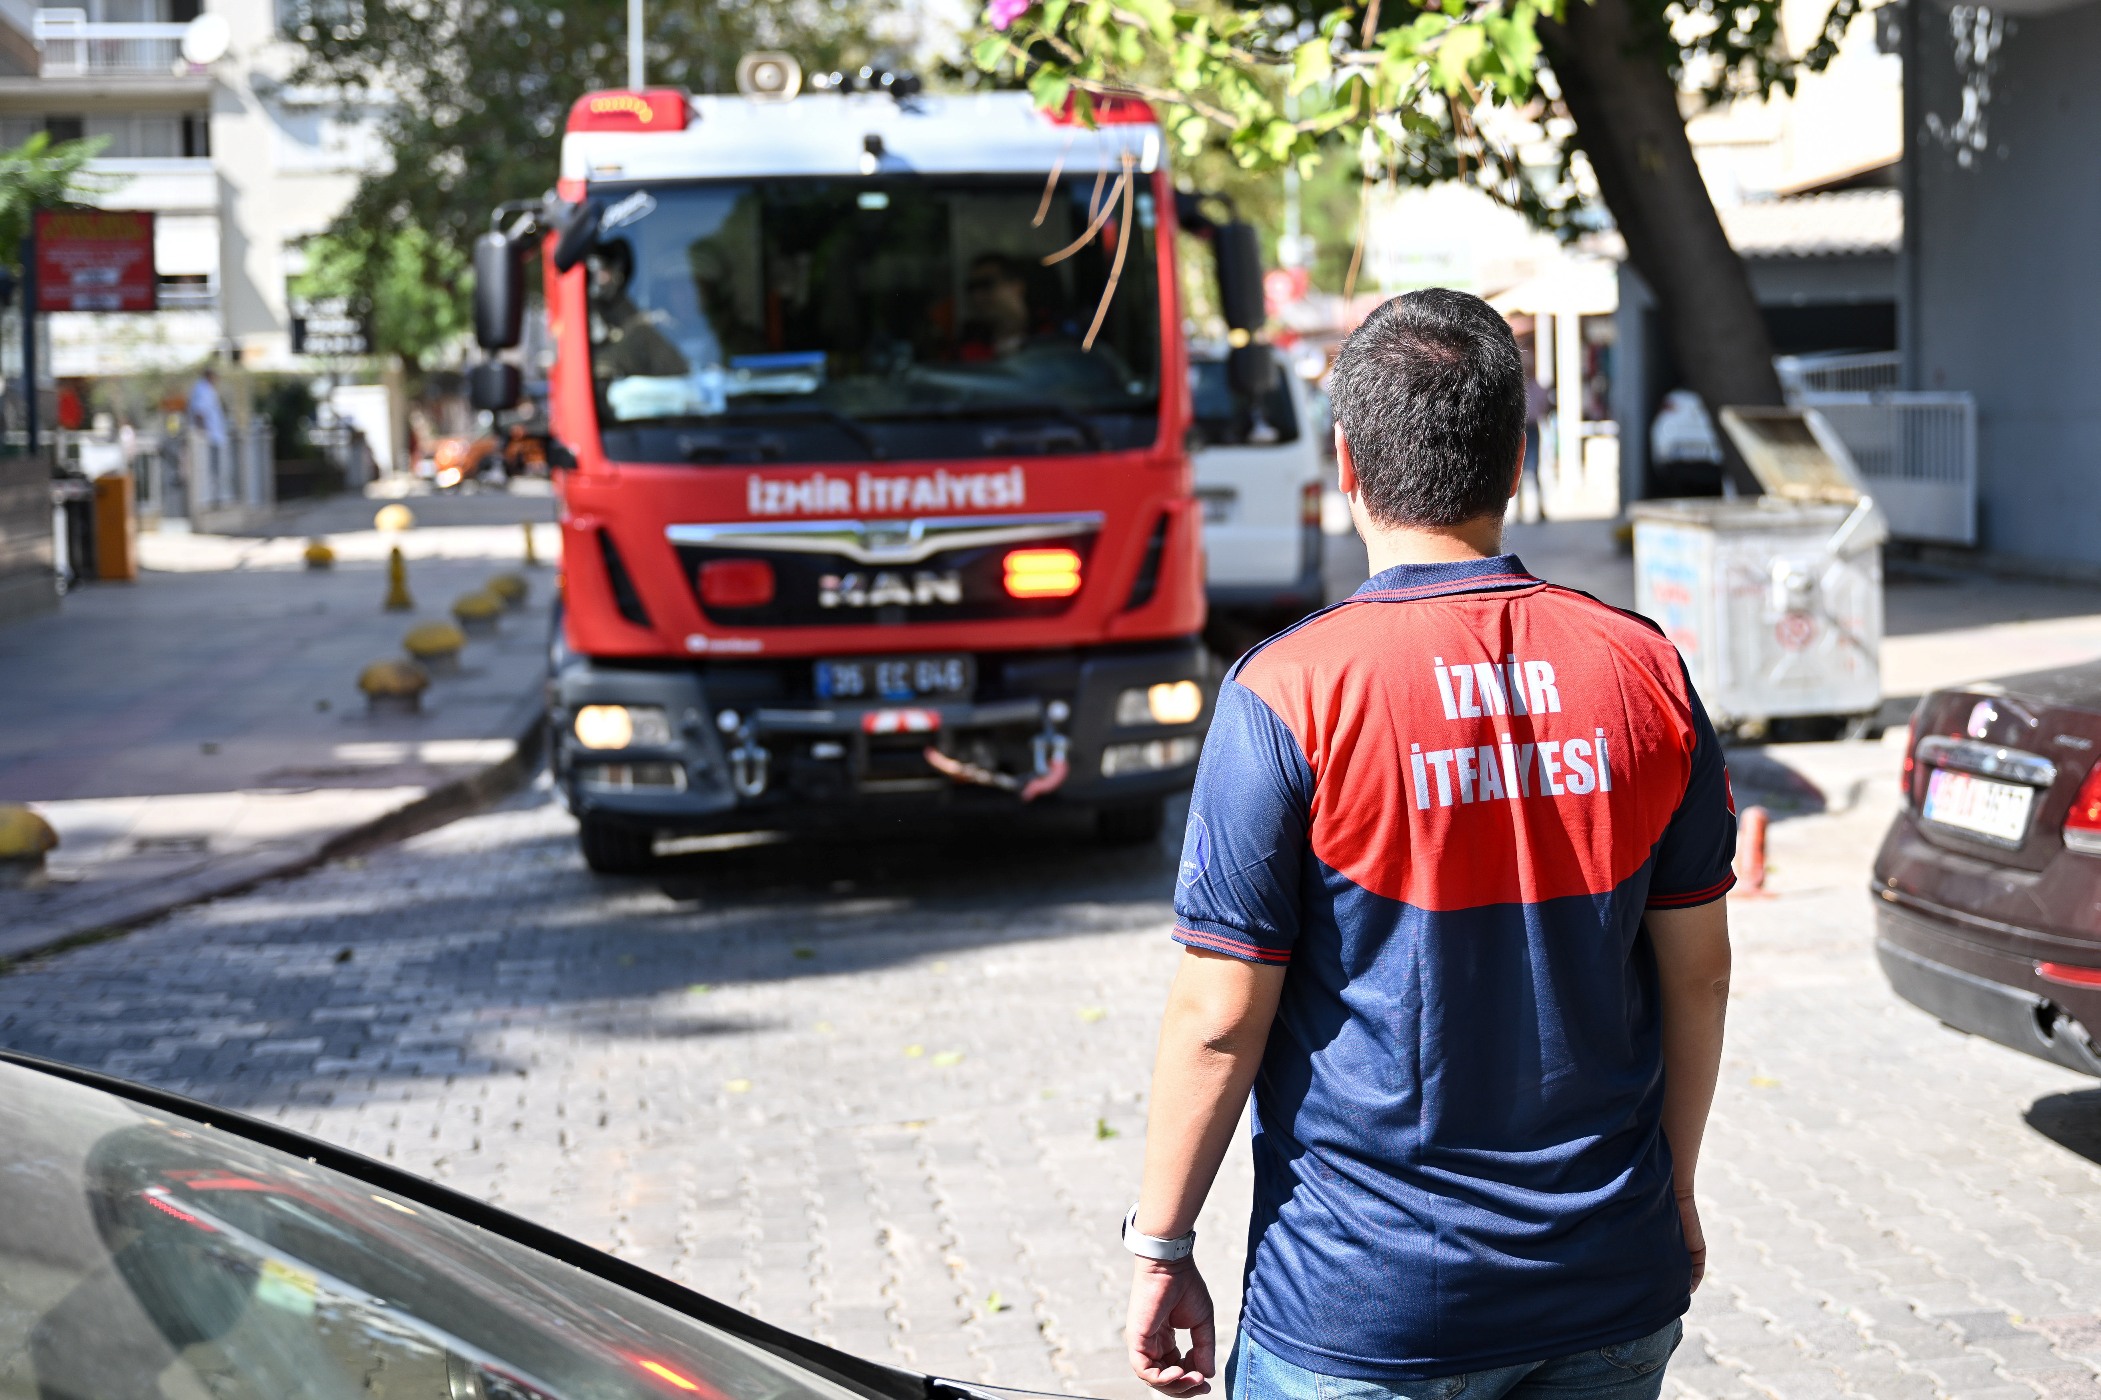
[1224,1319,1682,1400]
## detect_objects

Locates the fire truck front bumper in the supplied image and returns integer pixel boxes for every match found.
[550,641,1213,833]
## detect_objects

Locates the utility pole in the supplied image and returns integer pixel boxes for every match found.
[627,0,644,88]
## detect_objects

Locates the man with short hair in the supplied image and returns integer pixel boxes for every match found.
[1123,288,1736,1399]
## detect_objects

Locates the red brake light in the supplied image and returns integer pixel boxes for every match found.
[1302,480,1322,528]
[698,558,775,609]
[2065,759,2101,855]
[1004,547,1083,599]
[1901,708,1920,803]
[2039,961,2101,988]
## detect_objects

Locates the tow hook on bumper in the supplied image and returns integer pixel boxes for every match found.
[720,712,771,798]
[922,700,1071,802]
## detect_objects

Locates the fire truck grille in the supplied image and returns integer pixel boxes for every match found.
[674,532,1098,627]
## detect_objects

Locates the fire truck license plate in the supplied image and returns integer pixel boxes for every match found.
[1923,768,2035,845]
[815,655,975,703]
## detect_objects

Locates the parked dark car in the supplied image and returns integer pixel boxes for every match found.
[1874,663,2101,1074]
[0,1052,1045,1400]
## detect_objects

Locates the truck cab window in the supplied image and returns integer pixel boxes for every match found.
[584,175,1162,462]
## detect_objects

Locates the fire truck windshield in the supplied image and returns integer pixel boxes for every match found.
[584,174,1163,464]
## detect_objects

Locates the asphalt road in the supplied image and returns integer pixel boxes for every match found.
[8,747,2101,1398]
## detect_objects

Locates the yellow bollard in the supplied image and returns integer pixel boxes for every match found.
[382,545,415,612]
[452,588,504,636]
[0,804,58,887]
[359,658,430,714]
[304,537,336,570]
[523,521,540,567]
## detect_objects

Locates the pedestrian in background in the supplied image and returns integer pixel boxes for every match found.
[1122,289,1737,1399]
[186,365,230,507]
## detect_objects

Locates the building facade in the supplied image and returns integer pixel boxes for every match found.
[1903,0,2101,572]
[0,0,381,376]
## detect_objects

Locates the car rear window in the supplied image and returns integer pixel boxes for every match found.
[1190,360,1299,446]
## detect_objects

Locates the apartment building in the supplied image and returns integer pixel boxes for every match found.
[0,0,382,376]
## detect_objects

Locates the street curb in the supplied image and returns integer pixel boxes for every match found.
[0,699,547,970]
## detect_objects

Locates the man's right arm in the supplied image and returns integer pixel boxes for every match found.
[1648,899,1730,1291]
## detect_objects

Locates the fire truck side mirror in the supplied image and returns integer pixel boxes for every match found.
[473,232,525,350]
[468,360,522,413]
[1213,220,1267,334]
[551,199,605,276]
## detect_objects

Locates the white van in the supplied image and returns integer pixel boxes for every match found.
[1191,356,1327,633]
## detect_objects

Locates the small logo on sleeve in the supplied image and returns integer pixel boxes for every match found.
[1179,811,1210,887]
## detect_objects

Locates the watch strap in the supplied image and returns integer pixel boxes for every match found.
[1121,1205,1196,1261]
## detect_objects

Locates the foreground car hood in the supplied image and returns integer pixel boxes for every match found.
[0,1051,1066,1400]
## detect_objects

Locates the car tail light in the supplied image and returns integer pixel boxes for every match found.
[1302,480,1322,527]
[699,558,775,609]
[1901,708,1920,804]
[2038,961,2101,988]
[1004,547,1082,599]
[2064,759,2101,855]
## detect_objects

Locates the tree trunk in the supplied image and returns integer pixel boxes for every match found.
[1538,0,1783,492]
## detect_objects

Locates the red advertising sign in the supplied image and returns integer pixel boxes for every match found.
[35,209,157,312]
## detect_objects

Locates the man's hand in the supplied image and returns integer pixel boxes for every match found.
[1676,1185,1706,1293]
[1126,1257,1216,1395]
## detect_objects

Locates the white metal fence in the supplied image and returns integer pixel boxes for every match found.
[1777,351,1903,398]
[33,10,187,76]
[1802,392,1978,547]
[177,419,275,518]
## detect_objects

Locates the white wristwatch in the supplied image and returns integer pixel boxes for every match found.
[1121,1205,1196,1261]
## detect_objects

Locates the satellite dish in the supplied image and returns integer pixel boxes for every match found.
[180,13,230,66]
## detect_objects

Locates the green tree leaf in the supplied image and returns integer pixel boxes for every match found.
[1290,37,1334,95]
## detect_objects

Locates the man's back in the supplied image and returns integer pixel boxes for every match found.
[1122,291,1731,1400]
[1174,554,1735,1377]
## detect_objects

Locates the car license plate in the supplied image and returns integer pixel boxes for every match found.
[815,655,974,703]
[1923,768,2035,844]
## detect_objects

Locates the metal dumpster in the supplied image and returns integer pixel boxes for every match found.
[1631,407,1886,736]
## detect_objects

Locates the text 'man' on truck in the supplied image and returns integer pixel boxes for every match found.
[469,66,1280,873]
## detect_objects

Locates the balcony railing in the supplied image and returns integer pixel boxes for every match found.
[33,9,192,77]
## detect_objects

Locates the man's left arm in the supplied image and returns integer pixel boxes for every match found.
[1127,950,1285,1395]
[1127,678,1310,1395]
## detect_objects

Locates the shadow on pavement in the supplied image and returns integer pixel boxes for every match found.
[648,806,1177,906]
[2023,1088,2101,1164]
[0,784,1185,1112]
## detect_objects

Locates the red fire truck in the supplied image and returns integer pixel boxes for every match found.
[470,70,1275,873]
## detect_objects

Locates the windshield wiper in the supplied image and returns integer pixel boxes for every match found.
[862,401,1106,452]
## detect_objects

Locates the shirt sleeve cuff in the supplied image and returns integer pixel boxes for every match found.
[1647,872,1737,910]
[1172,917,1292,965]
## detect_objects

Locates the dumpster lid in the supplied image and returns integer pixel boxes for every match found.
[1717,407,1867,505]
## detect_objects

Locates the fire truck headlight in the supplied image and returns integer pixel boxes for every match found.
[1115,680,1204,727]
[574,704,671,749]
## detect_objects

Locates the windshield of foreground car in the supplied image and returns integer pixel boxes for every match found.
[0,1061,880,1400]
[585,175,1163,464]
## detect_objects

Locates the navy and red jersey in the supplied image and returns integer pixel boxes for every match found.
[1174,554,1736,1381]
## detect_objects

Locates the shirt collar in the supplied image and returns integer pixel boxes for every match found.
[1350,553,1539,602]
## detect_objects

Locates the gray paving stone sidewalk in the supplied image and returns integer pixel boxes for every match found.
[0,500,554,957]
[5,736,2101,1397]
